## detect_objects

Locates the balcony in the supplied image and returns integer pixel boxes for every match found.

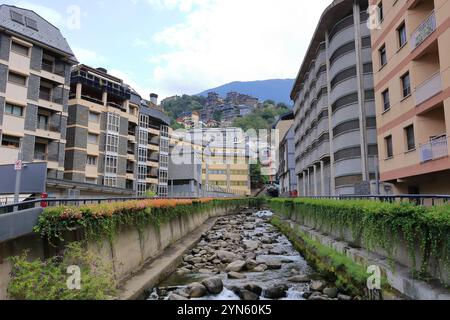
[37,122,60,133]
[419,135,448,163]
[415,72,442,106]
[411,11,436,50]
[107,101,126,112]
[39,90,63,105]
[34,152,47,161]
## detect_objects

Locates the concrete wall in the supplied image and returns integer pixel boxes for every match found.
[0,203,242,299]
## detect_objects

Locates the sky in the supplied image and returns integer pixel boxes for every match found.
[6,0,331,100]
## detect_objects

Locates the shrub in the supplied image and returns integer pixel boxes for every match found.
[8,243,117,300]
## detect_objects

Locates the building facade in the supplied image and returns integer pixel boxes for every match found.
[292,0,380,196]
[0,5,76,182]
[371,0,450,194]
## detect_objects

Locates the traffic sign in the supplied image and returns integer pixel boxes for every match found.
[14,160,23,171]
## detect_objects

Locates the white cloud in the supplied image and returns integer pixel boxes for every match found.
[146,0,208,12]
[148,0,330,97]
[72,47,106,66]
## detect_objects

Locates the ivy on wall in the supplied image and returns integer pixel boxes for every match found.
[268,198,450,284]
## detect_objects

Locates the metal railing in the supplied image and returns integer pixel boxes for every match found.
[37,122,60,132]
[415,71,442,106]
[411,10,436,50]
[297,194,450,206]
[420,135,448,163]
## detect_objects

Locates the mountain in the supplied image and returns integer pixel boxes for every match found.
[198,79,295,106]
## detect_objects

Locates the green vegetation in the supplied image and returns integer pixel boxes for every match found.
[268,198,450,283]
[162,95,206,121]
[8,243,116,300]
[232,104,290,131]
[250,161,269,189]
[271,216,375,296]
[34,198,264,244]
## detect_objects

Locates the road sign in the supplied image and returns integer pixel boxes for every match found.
[14,160,23,171]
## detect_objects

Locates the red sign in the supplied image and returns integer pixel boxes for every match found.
[14,160,23,171]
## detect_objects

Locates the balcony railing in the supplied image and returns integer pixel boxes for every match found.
[415,72,442,106]
[39,90,63,104]
[41,61,66,77]
[107,102,126,111]
[411,11,436,50]
[34,152,47,161]
[37,122,60,133]
[420,135,448,163]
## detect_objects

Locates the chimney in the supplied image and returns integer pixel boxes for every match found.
[150,93,158,105]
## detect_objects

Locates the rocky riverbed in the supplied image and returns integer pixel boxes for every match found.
[147,208,357,301]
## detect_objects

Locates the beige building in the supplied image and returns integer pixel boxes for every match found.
[371,0,450,194]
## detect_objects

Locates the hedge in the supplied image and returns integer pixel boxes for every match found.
[268,198,450,282]
[35,198,264,244]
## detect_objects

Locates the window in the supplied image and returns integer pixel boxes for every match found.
[382,89,390,111]
[160,154,169,168]
[85,177,97,184]
[10,11,24,24]
[105,155,118,174]
[88,133,98,145]
[24,17,38,31]
[138,148,148,163]
[37,114,48,130]
[159,169,168,184]
[86,155,97,166]
[138,165,147,180]
[39,86,52,101]
[11,41,29,56]
[107,113,120,132]
[89,112,100,123]
[41,57,54,73]
[137,182,147,195]
[34,143,46,160]
[1,135,20,148]
[106,134,119,153]
[401,72,411,98]
[385,135,393,159]
[139,114,149,128]
[405,125,415,151]
[8,71,27,86]
[398,23,407,48]
[377,1,384,23]
[104,176,117,187]
[5,103,24,116]
[379,45,387,67]
[139,129,148,146]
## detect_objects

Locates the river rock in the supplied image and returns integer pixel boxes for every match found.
[245,259,259,270]
[225,260,247,272]
[338,294,352,301]
[228,272,247,279]
[190,257,204,265]
[239,290,259,301]
[244,284,263,296]
[263,284,289,299]
[266,261,282,270]
[243,240,260,251]
[288,275,311,283]
[260,236,273,244]
[202,277,224,295]
[323,287,338,299]
[217,250,239,263]
[188,283,207,298]
[310,280,326,292]
[252,264,268,272]
[169,293,189,301]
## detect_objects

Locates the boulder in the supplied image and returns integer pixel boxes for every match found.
[169,293,189,301]
[244,284,263,296]
[260,236,273,244]
[225,260,247,272]
[288,275,311,283]
[263,284,289,299]
[188,283,207,298]
[310,280,326,292]
[243,240,260,251]
[252,264,268,272]
[217,250,239,263]
[266,261,282,270]
[245,259,259,270]
[228,272,247,279]
[202,277,224,295]
[238,290,259,301]
[323,287,338,299]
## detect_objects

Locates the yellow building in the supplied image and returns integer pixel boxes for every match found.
[371,0,450,194]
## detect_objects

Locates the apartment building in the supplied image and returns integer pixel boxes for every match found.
[65,65,170,197]
[371,0,450,194]
[292,0,381,196]
[275,112,297,197]
[0,5,76,182]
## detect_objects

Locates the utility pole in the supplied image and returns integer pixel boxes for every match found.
[13,138,24,212]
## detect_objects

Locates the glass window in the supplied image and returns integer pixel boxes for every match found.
[405,125,415,151]
[105,155,118,174]
[382,89,390,111]
[1,135,20,148]
[11,41,29,56]
[8,71,27,86]
[138,148,148,163]
[86,155,97,166]
[398,23,407,48]
[106,134,119,153]
[385,135,393,158]
[5,103,24,116]
[37,114,48,130]
[88,133,98,145]
[138,165,147,180]
[104,176,117,187]
[139,129,148,146]
[107,113,120,132]
[89,112,100,123]
[377,1,383,23]
[379,45,387,67]
[401,72,411,98]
